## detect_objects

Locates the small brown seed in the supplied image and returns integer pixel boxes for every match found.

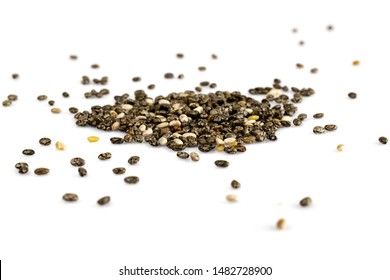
[63,193,78,202]
[39,137,51,146]
[98,152,112,160]
[178,74,184,79]
[147,84,155,90]
[313,126,325,134]
[313,113,324,119]
[177,151,189,159]
[164,73,174,79]
[198,66,206,71]
[352,60,360,66]
[15,162,29,174]
[97,196,110,206]
[211,54,218,59]
[348,92,357,99]
[2,100,12,107]
[78,167,87,177]
[226,194,238,202]
[69,107,79,114]
[200,81,210,87]
[293,118,302,126]
[310,68,318,74]
[176,53,184,58]
[297,113,307,121]
[70,157,85,167]
[12,73,19,79]
[299,40,305,46]
[337,144,344,152]
[379,136,388,144]
[324,124,337,131]
[113,167,126,175]
[62,92,70,98]
[124,176,140,184]
[215,160,229,168]
[300,197,312,207]
[7,94,18,101]
[69,55,78,60]
[231,180,241,189]
[132,76,141,82]
[128,156,140,165]
[48,100,55,106]
[34,167,49,175]
[296,63,304,69]
[22,149,35,156]
[37,95,47,101]
[209,83,217,88]
[51,108,61,114]
[91,64,100,69]
[190,152,199,161]
[276,218,286,230]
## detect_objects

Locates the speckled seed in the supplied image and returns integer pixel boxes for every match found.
[313,113,324,119]
[293,118,302,126]
[337,144,344,152]
[69,107,79,114]
[313,126,325,134]
[51,108,61,114]
[231,180,241,189]
[215,160,229,168]
[78,167,87,177]
[34,168,49,175]
[128,156,140,165]
[177,151,189,159]
[379,136,388,144]
[276,218,285,230]
[39,137,51,146]
[97,196,110,206]
[113,167,126,175]
[98,152,112,160]
[226,194,238,202]
[348,92,357,99]
[37,95,47,101]
[48,100,55,106]
[2,100,12,107]
[70,157,85,167]
[15,162,29,174]
[87,136,99,142]
[22,149,35,156]
[63,193,79,202]
[7,94,18,101]
[55,141,66,150]
[124,176,139,184]
[300,197,312,207]
[324,124,337,131]
[297,113,307,121]
[190,152,199,161]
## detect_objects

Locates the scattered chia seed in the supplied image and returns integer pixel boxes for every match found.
[300,197,312,207]
[379,136,388,144]
[215,160,229,168]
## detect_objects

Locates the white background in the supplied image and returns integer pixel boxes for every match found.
[1,0,390,279]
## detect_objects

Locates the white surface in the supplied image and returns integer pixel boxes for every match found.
[1,0,390,279]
